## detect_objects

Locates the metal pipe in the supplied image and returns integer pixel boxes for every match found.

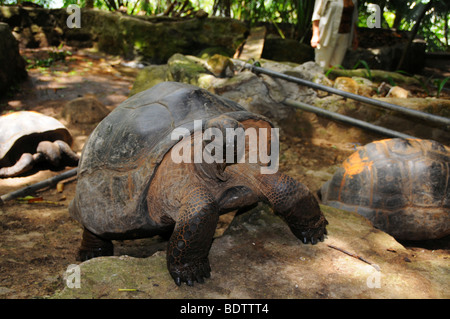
[284,98,417,140]
[0,168,78,204]
[233,60,450,130]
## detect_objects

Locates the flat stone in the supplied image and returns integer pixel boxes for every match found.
[52,205,449,299]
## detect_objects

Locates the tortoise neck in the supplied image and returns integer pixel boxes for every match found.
[195,162,228,182]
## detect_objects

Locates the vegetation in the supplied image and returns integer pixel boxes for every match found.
[1,0,449,52]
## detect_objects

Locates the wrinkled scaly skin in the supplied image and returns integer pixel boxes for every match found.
[0,140,79,178]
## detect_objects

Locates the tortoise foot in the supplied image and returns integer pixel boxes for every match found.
[290,215,328,245]
[168,258,211,287]
[77,228,114,261]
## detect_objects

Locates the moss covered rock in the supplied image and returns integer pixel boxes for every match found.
[53,204,448,299]
[0,22,27,95]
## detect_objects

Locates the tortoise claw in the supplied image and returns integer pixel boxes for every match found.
[169,258,211,287]
[292,215,328,246]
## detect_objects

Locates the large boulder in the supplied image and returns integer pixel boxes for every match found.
[262,35,314,65]
[129,53,450,145]
[130,54,319,133]
[0,22,27,95]
[0,6,247,64]
[53,205,448,299]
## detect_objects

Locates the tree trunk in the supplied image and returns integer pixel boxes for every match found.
[105,0,118,11]
[393,10,403,30]
[85,0,94,9]
[396,0,433,70]
[378,0,388,27]
[445,9,449,49]
[212,0,231,17]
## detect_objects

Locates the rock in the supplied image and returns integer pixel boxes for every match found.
[81,10,247,63]
[342,39,426,74]
[386,86,411,98]
[262,35,314,65]
[333,77,359,94]
[312,93,450,145]
[129,64,168,96]
[211,70,298,126]
[0,7,247,64]
[287,61,327,83]
[0,22,27,95]
[53,205,448,299]
[352,76,375,97]
[62,95,110,125]
[129,52,450,145]
[130,54,317,133]
[332,76,375,97]
[327,68,422,87]
[167,53,210,85]
[205,54,234,78]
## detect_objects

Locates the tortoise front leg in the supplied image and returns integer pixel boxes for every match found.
[257,172,328,244]
[0,153,42,178]
[37,140,79,167]
[53,140,80,165]
[167,184,219,286]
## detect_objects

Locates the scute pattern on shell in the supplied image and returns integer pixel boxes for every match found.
[320,138,450,240]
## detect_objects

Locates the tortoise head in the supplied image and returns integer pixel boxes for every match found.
[204,115,246,165]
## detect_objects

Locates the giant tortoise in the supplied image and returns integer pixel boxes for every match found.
[319,138,450,240]
[69,82,328,286]
[0,111,79,178]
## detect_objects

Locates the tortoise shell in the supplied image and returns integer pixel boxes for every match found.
[320,138,450,240]
[69,81,272,237]
[0,111,73,168]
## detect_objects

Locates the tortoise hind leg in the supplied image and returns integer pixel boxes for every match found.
[77,228,114,261]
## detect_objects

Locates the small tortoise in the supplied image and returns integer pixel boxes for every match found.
[0,111,79,178]
[319,138,450,240]
[69,82,328,286]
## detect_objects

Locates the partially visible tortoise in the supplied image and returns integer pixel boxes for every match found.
[0,111,79,178]
[319,138,450,240]
[69,81,328,286]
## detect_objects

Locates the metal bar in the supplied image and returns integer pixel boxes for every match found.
[0,168,78,204]
[284,98,417,140]
[234,60,450,130]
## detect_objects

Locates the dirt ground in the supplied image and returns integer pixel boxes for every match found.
[0,47,448,299]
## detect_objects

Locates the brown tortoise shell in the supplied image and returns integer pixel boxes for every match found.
[320,138,450,240]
